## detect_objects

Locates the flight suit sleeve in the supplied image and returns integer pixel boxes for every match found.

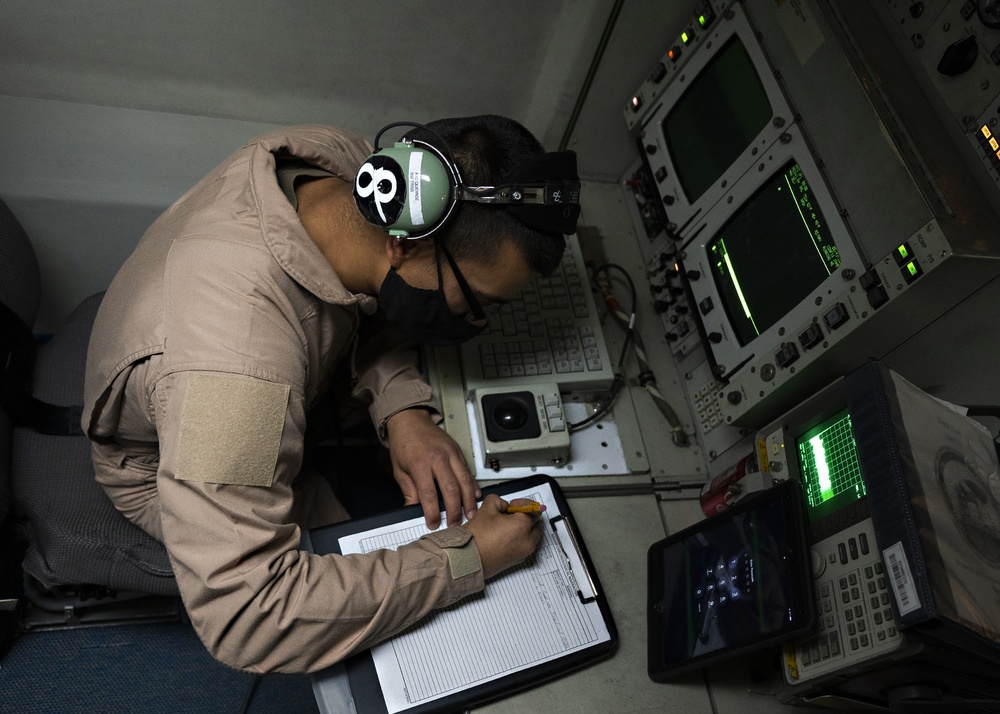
[152,369,484,674]
[350,312,438,439]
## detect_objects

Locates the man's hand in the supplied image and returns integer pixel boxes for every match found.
[385,408,480,529]
[460,495,544,579]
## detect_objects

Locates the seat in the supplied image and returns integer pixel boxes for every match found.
[0,196,179,631]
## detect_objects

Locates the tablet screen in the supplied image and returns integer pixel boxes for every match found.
[647,481,814,680]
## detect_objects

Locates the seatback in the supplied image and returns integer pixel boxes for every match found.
[0,197,41,526]
[0,196,177,597]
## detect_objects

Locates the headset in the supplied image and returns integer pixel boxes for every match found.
[353,121,581,239]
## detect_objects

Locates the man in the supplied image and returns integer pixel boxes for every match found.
[82,115,576,673]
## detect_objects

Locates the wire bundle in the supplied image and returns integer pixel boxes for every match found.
[568,262,688,448]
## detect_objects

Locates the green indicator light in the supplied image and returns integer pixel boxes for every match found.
[698,14,708,27]
[681,31,690,43]
[906,261,918,277]
[897,244,911,260]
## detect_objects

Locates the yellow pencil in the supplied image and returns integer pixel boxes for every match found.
[506,502,546,514]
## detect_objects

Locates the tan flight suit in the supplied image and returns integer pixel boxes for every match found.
[82,125,484,673]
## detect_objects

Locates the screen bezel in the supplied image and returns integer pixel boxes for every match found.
[640,3,795,233]
[679,125,865,381]
[646,480,815,681]
[755,377,872,536]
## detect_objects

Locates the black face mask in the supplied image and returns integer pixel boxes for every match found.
[377,252,486,347]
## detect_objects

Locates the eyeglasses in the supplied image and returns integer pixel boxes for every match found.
[437,244,503,323]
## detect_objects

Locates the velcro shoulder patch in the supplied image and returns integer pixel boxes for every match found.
[176,373,290,487]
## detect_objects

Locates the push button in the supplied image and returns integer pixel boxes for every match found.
[824,303,850,331]
[901,260,923,284]
[799,323,823,350]
[776,343,799,368]
[867,285,889,309]
[893,242,914,266]
[858,268,881,291]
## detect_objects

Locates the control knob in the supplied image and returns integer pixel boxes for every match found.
[811,548,826,578]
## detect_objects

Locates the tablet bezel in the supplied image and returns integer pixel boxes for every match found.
[646,480,815,681]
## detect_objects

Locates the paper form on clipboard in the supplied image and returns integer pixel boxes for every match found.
[336,480,611,714]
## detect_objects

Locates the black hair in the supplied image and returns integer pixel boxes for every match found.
[405,115,566,276]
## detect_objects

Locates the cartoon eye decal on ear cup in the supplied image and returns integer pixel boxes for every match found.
[354,155,406,227]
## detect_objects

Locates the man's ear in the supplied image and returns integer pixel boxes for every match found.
[385,236,433,269]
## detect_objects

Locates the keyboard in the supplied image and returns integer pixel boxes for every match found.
[459,234,616,396]
[782,520,911,685]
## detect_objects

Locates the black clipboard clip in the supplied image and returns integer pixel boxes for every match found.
[550,514,598,604]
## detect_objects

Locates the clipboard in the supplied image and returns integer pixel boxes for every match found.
[309,474,618,714]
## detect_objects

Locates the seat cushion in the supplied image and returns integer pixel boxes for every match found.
[11,293,178,596]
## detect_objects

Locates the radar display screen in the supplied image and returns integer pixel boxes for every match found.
[795,409,866,523]
[662,36,773,203]
[706,160,841,347]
